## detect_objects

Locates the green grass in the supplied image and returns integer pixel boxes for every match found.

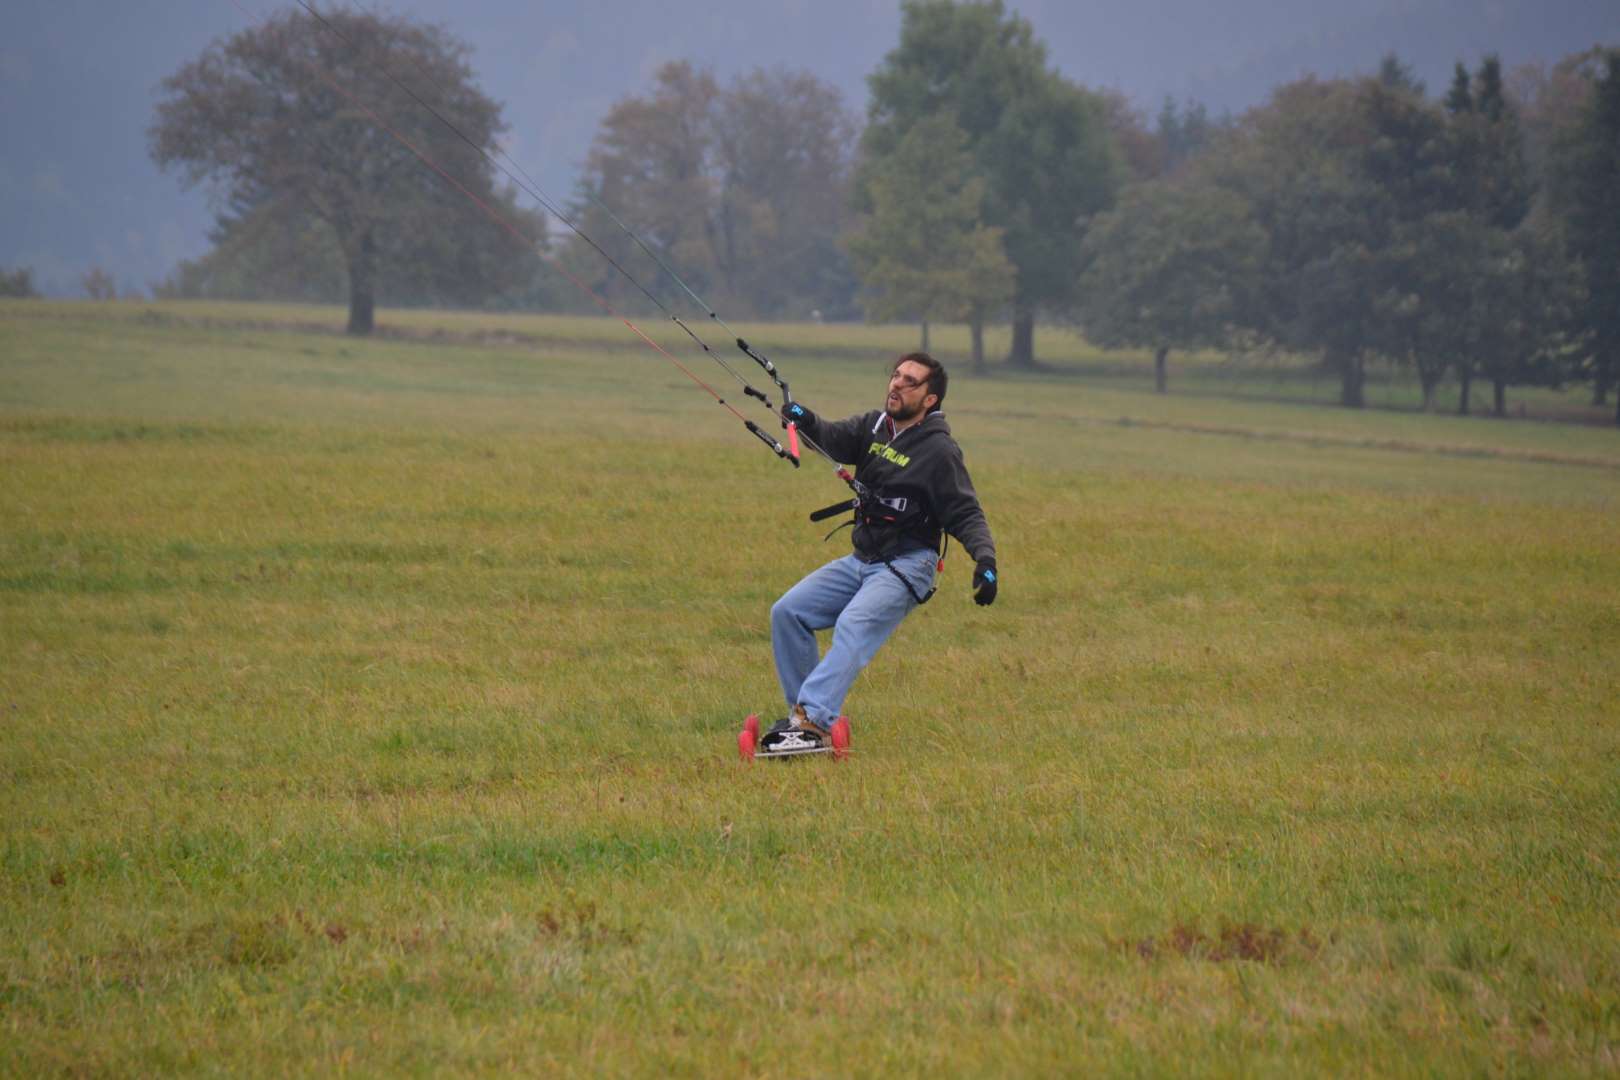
[2,300,1618,1075]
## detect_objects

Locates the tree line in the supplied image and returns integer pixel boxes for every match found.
[49,2,1614,421]
[1078,51,1620,422]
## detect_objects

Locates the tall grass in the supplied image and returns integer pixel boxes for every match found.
[2,301,1617,1074]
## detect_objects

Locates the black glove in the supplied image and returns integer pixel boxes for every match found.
[972,558,998,606]
[781,401,813,426]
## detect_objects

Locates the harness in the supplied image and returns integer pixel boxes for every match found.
[808,416,948,605]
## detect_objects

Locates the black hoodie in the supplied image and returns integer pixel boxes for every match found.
[796,408,996,566]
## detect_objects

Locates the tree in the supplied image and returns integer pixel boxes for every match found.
[1371,212,1492,412]
[1445,62,1475,115]
[1097,91,1164,181]
[81,267,117,301]
[154,196,348,303]
[711,68,862,319]
[1436,55,1541,414]
[1468,225,1583,416]
[1357,79,1491,411]
[1448,56,1532,231]
[1156,97,1219,175]
[1348,58,1572,418]
[1507,47,1609,182]
[1204,62,1552,413]
[1475,55,1508,122]
[1377,52,1426,96]
[1355,68,1548,412]
[1547,51,1620,422]
[845,114,1015,370]
[860,0,1118,367]
[566,61,861,321]
[0,267,39,298]
[1075,182,1264,393]
[567,62,721,314]
[150,9,542,334]
[1200,77,1382,406]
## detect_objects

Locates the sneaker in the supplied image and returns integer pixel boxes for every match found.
[760,704,829,753]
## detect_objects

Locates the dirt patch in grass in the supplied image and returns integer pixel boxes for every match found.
[1122,922,1321,965]
[535,901,639,949]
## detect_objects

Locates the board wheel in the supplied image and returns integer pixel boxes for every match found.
[738,727,756,761]
[830,716,851,760]
[744,714,760,740]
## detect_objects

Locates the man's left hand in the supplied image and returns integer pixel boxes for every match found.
[973,559,998,606]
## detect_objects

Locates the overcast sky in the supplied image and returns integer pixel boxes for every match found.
[2,0,1615,296]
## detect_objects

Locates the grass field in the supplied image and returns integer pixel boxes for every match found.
[2,299,1618,1075]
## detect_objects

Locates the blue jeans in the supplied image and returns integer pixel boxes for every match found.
[770,549,937,728]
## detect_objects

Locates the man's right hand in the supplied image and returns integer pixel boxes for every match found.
[781,401,812,426]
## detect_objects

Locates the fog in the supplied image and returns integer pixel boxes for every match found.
[2,0,1615,295]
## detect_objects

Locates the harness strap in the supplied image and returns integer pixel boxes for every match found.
[808,473,949,604]
[882,557,935,605]
[810,497,858,523]
[882,535,948,606]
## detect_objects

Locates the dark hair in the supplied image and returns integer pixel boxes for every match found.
[895,351,947,413]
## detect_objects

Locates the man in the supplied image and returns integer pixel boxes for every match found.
[762,352,998,751]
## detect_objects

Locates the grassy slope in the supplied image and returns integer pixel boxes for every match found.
[2,301,1617,1075]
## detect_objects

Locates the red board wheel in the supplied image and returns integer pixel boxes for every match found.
[830,716,851,761]
[738,727,756,762]
[744,714,760,741]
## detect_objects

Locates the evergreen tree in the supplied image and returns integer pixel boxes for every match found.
[1444,63,1473,115]
[1550,51,1620,422]
[1358,65,1548,412]
[1477,55,1508,122]
[1378,52,1426,96]
[1436,54,1543,412]
[1205,57,1555,414]
[1356,80,1467,410]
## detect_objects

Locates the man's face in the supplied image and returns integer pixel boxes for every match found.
[885,360,937,422]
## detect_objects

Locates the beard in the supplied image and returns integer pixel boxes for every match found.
[884,392,926,423]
